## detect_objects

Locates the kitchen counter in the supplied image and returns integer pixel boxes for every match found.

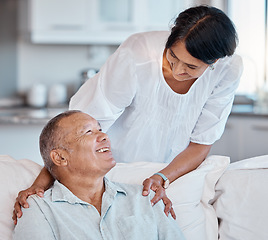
[231,104,268,117]
[0,106,68,125]
[1,104,268,125]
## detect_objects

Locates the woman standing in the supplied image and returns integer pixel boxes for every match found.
[13,5,243,221]
[69,5,242,205]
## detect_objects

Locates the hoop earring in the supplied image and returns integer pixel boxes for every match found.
[209,64,214,70]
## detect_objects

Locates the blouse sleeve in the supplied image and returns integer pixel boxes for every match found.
[190,55,243,145]
[69,39,138,132]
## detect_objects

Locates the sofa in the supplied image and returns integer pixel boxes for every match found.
[1,154,268,240]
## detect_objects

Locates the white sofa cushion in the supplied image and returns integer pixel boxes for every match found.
[107,155,229,240]
[0,154,229,240]
[213,155,268,240]
[0,155,42,240]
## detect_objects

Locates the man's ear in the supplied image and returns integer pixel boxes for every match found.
[50,149,68,167]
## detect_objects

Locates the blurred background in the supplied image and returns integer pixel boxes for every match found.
[0,0,267,164]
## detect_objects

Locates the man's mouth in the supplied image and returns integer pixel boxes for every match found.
[96,147,110,153]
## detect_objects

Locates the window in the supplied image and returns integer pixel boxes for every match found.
[228,0,266,95]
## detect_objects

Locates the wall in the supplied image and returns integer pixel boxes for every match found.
[0,123,44,165]
[0,0,18,98]
[17,39,117,98]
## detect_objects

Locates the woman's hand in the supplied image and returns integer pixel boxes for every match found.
[142,175,176,220]
[12,185,45,225]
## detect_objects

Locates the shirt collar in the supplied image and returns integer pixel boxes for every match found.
[51,177,126,205]
[51,180,87,205]
[104,177,127,196]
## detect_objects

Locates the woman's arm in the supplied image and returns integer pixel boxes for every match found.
[159,142,211,183]
[12,167,54,224]
[142,142,211,216]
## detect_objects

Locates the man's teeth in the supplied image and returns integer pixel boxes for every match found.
[97,148,109,153]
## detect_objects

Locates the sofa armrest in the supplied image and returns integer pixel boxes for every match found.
[213,155,268,240]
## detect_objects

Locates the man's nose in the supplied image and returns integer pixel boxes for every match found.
[97,132,108,142]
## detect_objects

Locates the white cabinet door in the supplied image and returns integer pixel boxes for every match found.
[209,115,268,162]
[30,0,89,31]
[20,0,185,44]
[133,0,183,31]
[27,0,93,44]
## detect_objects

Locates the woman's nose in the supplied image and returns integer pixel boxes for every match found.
[173,61,186,74]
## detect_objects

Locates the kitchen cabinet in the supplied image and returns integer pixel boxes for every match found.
[18,0,185,44]
[209,115,268,162]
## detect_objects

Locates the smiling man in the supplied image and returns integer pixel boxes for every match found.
[13,110,185,240]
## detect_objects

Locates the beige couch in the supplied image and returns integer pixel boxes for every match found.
[1,154,268,240]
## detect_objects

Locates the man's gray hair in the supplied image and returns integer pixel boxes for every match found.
[39,110,81,175]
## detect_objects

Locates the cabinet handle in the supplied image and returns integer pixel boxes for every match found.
[51,25,83,30]
[251,125,268,131]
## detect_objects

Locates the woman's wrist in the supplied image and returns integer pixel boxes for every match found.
[151,174,164,185]
[153,173,170,189]
[32,167,55,191]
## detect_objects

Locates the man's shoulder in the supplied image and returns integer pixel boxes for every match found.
[27,188,53,207]
[19,194,49,221]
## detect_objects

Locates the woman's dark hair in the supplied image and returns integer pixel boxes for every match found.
[166,5,238,64]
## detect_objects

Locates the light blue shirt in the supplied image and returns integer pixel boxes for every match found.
[13,178,185,240]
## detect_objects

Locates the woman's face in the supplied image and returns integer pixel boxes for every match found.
[166,41,209,82]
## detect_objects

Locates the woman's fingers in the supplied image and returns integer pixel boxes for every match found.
[142,176,176,219]
[162,195,176,219]
[17,190,31,208]
[12,187,45,225]
[36,189,44,198]
[12,201,21,225]
[142,178,153,196]
[170,207,176,220]
[150,186,165,206]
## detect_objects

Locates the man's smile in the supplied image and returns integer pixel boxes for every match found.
[96,147,110,153]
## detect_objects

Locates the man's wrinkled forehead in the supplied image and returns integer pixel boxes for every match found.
[58,112,100,135]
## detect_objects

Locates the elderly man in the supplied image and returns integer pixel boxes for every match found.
[13,110,185,240]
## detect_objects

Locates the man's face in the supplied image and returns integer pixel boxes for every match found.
[58,112,116,177]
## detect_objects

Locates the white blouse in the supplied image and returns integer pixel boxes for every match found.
[70,31,243,164]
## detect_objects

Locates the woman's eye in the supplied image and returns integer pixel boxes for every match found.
[99,129,102,132]
[86,130,92,133]
[187,65,196,69]
[170,52,176,58]
[187,65,196,70]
